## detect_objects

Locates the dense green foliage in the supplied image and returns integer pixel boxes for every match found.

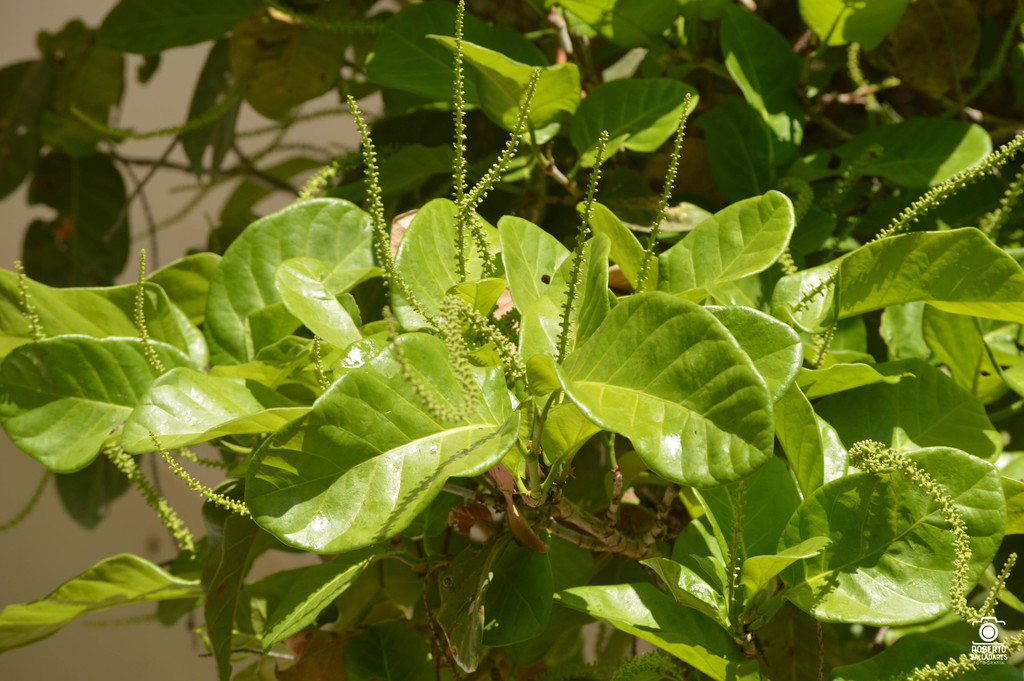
[4,0,1024,679]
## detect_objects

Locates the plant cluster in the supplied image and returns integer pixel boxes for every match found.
[4,0,1024,680]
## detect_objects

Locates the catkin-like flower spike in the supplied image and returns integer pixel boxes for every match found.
[847,43,882,115]
[726,480,745,624]
[134,250,166,375]
[105,443,195,552]
[450,296,526,383]
[979,164,1024,239]
[298,161,340,201]
[13,261,44,341]
[452,0,468,209]
[312,336,330,390]
[821,144,882,213]
[637,95,692,293]
[812,325,835,368]
[877,132,1024,240]
[150,433,250,517]
[556,131,609,362]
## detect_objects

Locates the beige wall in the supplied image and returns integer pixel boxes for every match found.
[0,3,359,679]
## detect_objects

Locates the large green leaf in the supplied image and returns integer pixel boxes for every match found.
[700,96,781,201]
[120,367,307,453]
[658,191,794,300]
[538,292,773,487]
[99,0,260,53]
[640,557,728,627]
[247,334,519,553]
[721,6,803,148]
[432,37,580,131]
[0,272,206,363]
[836,119,991,187]
[558,0,678,48]
[796,362,908,399]
[181,39,239,179]
[344,622,433,681]
[705,305,801,403]
[739,537,831,607]
[204,198,374,365]
[780,447,1005,625]
[0,554,201,653]
[55,456,130,529]
[775,384,847,496]
[146,252,222,326]
[570,79,697,164]
[0,337,197,472]
[274,257,373,352]
[498,215,570,312]
[922,305,1003,398]
[483,540,553,646]
[0,60,51,199]
[438,537,508,671]
[556,583,760,680]
[814,358,1001,459]
[799,0,909,50]
[830,633,1021,681]
[588,202,648,288]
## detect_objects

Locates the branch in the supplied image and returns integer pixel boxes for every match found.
[550,496,649,560]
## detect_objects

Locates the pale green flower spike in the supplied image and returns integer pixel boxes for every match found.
[150,433,250,517]
[105,443,195,553]
[812,325,835,368]
[312,336,330,390]
[726,480,746,626]
[452,0,469,214]
[13,260,44,341]
[135,250,166,375]
[298,161,340,201]
[979,164,1024,239]
[821,143,882,213]
[637,95,692,294]
[453,297,527,384]
[558,130,609,362]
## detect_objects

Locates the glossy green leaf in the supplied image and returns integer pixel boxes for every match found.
[229,8,343,120]
[556,583,761,680]
[146,252,222,326]
[570,79,697,164]
[739,537,830,606]
[55,456,130,529]
[799,0,909,50]
[483,540,554,646]
[121,367,307,453]
[247,334,519,553]
[880,302,934,360]
[780,447,1005,625]
[262,547,380,649]
[499,215,570,312]
[922,305,1002,397]
[0,337,197,472]
[367,1,546,103]
[589,202,648,288]
[640,557,727,626]
[392,198,494,328]
[658,191,795,300]
[544,292,773,487]
[837,119,991,188]
[539,402,602,468]
[203,496,263,681]
[706,305,801,403]
[721,6,803,147]
[182,40,239,179]
[344,622,433,681]
[0,60,51,199]
[99,0,260,52]
[0,553,200,653]
[700,96,781,201]
[274,257,366,352]
[1004,477,1024,535]
[796,363,908,399]
[775,383,848,496]
[432,37,580,131]
[558,0,678,48]
[438,537,508,671]
[815,358,1001,459]
[205,198,374,365]
[832,633,1020,680]
[0,271,206,363]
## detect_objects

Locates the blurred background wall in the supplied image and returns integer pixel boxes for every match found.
[0,3,360,678]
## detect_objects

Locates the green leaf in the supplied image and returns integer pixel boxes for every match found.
[705,305,801,403]
[438,537,509,671]
[24,153,129,287]
[1003,477,1024,535]
[588,202,648,288]
[380,144,455,197]
[182,40,240,179]
[922,306,1002,398]
[880,303,934,361]
[55,456,130,529]
[658,191,795,300]
[640,557,728,626]
[558,0,678,48]
[830,633,1021,681]
[483,541,554,646]
[555,583,761,681]
[721,6,803,148]
[739,537,830,606]
[247,334,519,553]
[392,198,495,328]
[0,60,52,199]
[203,495,263,681]
[99,0,259,52]
[0,337,197,472]
[796,362,908,399]
[799,0,909,50]
[262,547,380,649]
[0,554,200,653]
[542,292,773,487]
[499,215,570,312]
[344,622,433,681]
[699,96,781,201]
[815,358,1002,459]
[836,119,991,187]
[147,252,222,326]
[205,198,375,365]
[365,1,546,103]
[570,79,697,164]
[120,367,308,453]
[431,37,580,131]
[274,257,367,352]
[780,447,1005,625]
[775,383,847,496]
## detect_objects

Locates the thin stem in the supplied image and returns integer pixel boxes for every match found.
[103,137,179,243]
[0,469,51,532]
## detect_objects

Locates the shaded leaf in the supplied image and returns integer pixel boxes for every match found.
[799,0,909,50]
[700,96,780,201]
[147,252,222,326]
[345,622,433,681]
[830,633,1021,680]
[182,39,240,179]
[483,540,553,646]
[0,60,52,199]
[99,0,260,53]
[775,383,848,496]
[55,456,130,529]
